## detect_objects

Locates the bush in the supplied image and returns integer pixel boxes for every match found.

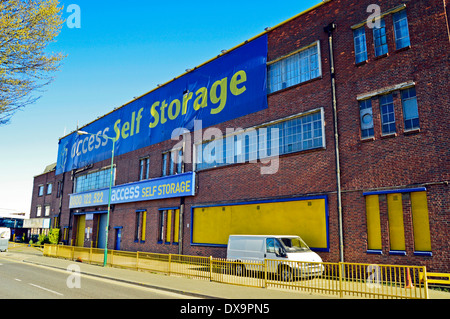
[48,228,59,245]
[37,233,50,245]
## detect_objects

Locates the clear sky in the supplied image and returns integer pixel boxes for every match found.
[0,0,321,216]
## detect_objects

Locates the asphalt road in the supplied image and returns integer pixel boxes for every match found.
[0,256,193,299]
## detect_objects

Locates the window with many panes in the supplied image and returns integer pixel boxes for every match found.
[373,18,388,57]
[267,42,321,93]
[359,99,374,139]
[196,110,324,171]
[353,27,368,63]
[380,94,396,135]
[393,10,411,49]
[401,87,420,131]
[74,167,115,193]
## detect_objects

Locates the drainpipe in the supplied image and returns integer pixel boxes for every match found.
[324,22,344,264]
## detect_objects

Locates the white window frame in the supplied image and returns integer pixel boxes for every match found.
[194,108,326,171]
[353,27,368,63]
[267,41,322,93]
[44,205,50,217]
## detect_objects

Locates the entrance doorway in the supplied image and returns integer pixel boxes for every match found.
[75,215,86,247]
[97,213,108,249]
[114,227,122,251]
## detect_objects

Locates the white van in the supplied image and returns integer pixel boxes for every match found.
[0,228,10,252]
[227,235,323,280]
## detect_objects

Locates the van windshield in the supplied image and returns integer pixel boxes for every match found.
[280,237,311,252]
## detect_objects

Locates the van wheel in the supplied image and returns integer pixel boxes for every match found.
[279,265,293,282]
[235,263,246,276]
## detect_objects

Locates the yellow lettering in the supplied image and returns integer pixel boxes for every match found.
[160,100,168,124]
[182,92,194,115]
[186,180,191,193]
[121,121,130,139]
[230,70,247,96]
[193,87,208,111]
[136,108,143,134]
[130,111,135,136]
[114,119,121,141]
[210,77,228,115]
[168,99,181,120]
[149,102,160,129]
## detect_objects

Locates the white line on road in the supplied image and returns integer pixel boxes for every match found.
[29,283,64,296]
[15,278,21,282]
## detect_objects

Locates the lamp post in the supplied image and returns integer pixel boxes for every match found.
[77,130,116,267]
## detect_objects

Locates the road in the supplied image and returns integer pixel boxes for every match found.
[0,256,194,299]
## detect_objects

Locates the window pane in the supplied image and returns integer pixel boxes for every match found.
[380,94,396,135]
[401,88,419,130]
[268,43,321,93]
[74,168,115,193]
[354,27,368,63]
[373,19,388,56]
[196,111,323,171]
[393,10,411,49]
[359,99,374,138]
[162,153,167,176]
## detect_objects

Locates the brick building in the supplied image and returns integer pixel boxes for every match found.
[29,0,449,272]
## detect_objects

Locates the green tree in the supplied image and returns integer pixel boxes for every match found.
[0,0,65,125]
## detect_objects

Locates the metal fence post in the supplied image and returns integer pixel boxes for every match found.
[168,254,172,276]
[136,251,139,271]
[422,266,429,299]
[264,259,267,288]
[339,262,343,298]
[209,256,213,281]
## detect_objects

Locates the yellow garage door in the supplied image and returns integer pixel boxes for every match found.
[192,197,328,250]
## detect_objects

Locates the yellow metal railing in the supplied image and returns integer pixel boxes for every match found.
[7,242,44,251]
[42,244,431,299]
[420,272,450,286]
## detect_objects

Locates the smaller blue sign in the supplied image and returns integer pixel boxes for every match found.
[69,172,195,209]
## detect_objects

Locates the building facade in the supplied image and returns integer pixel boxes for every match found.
[30,0,449,272]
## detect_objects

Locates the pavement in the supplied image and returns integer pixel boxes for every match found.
[2,246,449,300]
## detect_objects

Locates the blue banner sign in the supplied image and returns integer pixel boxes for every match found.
[69,172,195,209]
[57,35,268,175]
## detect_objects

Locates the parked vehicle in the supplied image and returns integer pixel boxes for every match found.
[227,235,323,281]
[0,228,10,252]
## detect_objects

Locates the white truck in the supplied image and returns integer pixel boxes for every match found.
[0,227,10,252]
[227,235,324,281]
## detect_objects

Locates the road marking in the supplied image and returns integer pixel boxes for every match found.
[29,283,64,296]
[15,278,21,282]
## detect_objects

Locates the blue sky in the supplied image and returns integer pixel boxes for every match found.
[0,0,321,215]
